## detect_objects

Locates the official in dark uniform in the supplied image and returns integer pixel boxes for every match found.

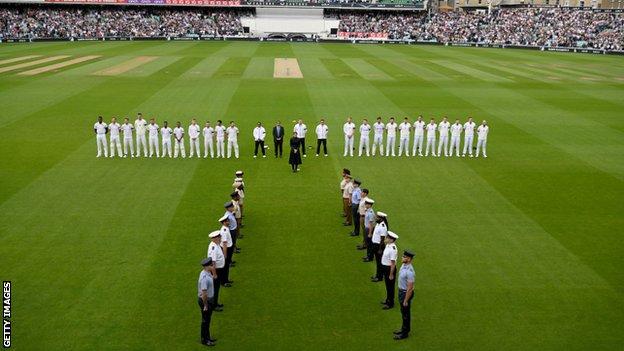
[289,132,301,172]
[381,231,398,309]
[198,257,216,346]
[273,121,284,158]
[394,250,415,340]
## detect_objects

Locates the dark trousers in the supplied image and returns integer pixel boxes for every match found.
[214,269,223,305]
[316,139,327,155]
[372,243,383,279]
[298,137,306,155]
[254,140,266,156]
[352,205,360,235]
[231,228,239,247]
[398,289,413,335]
[382,265,395,306]
[197,297,213,342]
[223,247,233,284]
[364,233,374,260]
[274,139,283,157]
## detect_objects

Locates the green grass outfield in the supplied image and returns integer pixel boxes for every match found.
[0,41,623,350]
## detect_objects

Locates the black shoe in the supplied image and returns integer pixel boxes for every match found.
[380,300,388,305]
[202,340,216,346]
[214,306,223,312]
[240,224,244,228]
[217,303,224,308]
[362,257,372,262]
[356,245,366,250]
[343,223,351,226]
[238,234,244,238]
[223,282,232,288]
[350,233,359,237]
[231,260,236,265]
[235,248,241,253]
[394,334,408,340]
[393,330,403,335]
[226,280,234,284]
[208,338,218,342]
[382,304,394,310]
[371,277,382,282]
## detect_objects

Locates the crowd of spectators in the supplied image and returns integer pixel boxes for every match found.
[0,5,249,38]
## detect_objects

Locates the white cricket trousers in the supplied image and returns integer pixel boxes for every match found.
[372,134,383,156]
[449,136,460,156]
[412,135,424,155]
[398,137,410,156]
[344,135,354,156]
[109,135,122,157]
[162,139,172,157]
[438,135,449,156]
[189,138,200,158]
[385,136,396,156]
[148,136,159,157]
[425,137,436,156]
[216,138,225,158]
[476,138,487,157]
[136,134,147,156]
[227,139,239,158]
[174,139,186,158]
[123,137,134,157]
[96,134,108,157]
[463,134,474,155]
[358,137,370,156]
[204,138,214,158]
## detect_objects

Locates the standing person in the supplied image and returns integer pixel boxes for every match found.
[215,120,226,158]
[438,116,450,157]
[197,257,216,347]
[339,169,351,217]
[425,118,437,157]
[293,119,308,157]
[253,122,266,158]
[206,231,225,312]
[203,122,214,158]
[224,201,240,257]
[398,118,411,157]
[147,118,160,158]
[394,250,415,340]
[161,121,173,158]
[342,174,354,226]
[412,116,425,157]
[109,117,122,158]
[372,117,384,156]
[343,117,356,157]
[231,191,243,230]
[381,231,399,309]
[449,119,462,157]
[188,118,201,158]
[234,171,245,218]
[356,188,370,251]
[370,212,388,283]
[219,215,234,286]
[350,179,362,237]
[288,132,302,172]
[121,117,134,158]
[476,120,489,158]
[272,121,284,158]
[94,116,108,158]
[462,117,476,157]
[226,121,240,159]
[173,121,186,158]
[358,119,371,157]
[362,198,376,262]
[134,113,148,157]
[315,119,329,157]
[385,117,397,157]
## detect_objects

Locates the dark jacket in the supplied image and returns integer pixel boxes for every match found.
[273,125,284,141]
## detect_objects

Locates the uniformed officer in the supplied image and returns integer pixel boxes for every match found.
[362,198,376,262]
[234,171,245,216]
[231,191,243,233]
[207,231,225,312]
[219,214,234,286]
[349,179,362,237]
[224,201,240,254]
[356,188,370,251]
[198,257,216,346]
[339,169,351,217]
[370,212,388,282]
[381,231,398,309]
[342,174,354,225]
[394,250,415,340]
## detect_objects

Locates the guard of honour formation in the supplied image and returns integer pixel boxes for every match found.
[93,114,490,159]
[195,169,417,347]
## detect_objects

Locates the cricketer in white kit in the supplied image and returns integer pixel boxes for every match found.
[93,116,108,158]
[437,117,450,157]
[385,118,397,156]
[203,122,215,158]
[412,116,425,156]
[449,119,462,157]
[215,120,226,158]
[476,120,489,158]
[161,121,173,158]
[425,119,437,157]
[134,113,148,157]
[372,117,384,156]
[343,117,356,157]
[121,117,134,158]
[188,119,201,158]
[398,118,411,157]
[147,119,160,157]
[108,117,122,158]
[358,119,372,157]
[226,121,239,158]
[173,122,186,158]
[462,117,476,157]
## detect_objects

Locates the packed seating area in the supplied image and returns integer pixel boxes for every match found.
[0,5,249,38]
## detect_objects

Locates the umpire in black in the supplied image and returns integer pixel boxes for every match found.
[272,121,284,157]
[198,258,216,346]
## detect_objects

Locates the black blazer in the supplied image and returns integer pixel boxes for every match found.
[273,125,284,141]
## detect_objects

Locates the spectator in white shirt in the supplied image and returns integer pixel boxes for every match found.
[315,119,329,157]
[253,122,266,158]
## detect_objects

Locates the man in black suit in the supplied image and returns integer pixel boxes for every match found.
[272,121,284,158]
